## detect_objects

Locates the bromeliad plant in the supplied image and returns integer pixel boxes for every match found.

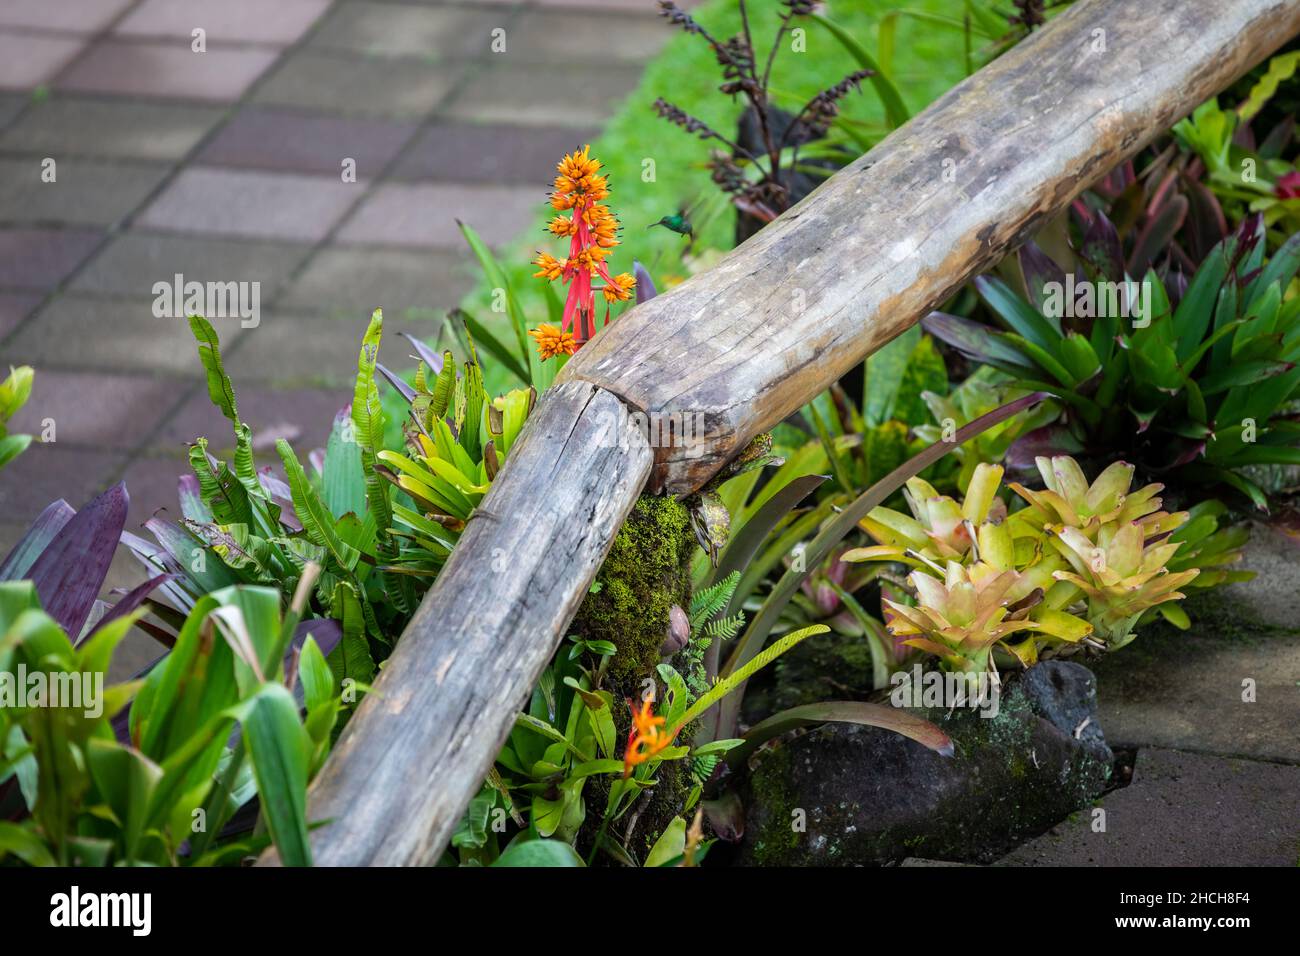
[848,456,1249,670]
[1173,52,1300,249]
[117,313,411,690]
[925,216,1300,508]
[377,334,535,579]
[0,571,335,867]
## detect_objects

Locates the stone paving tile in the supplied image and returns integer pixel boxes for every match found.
[336,182,537,249]
[253,50,465,117]
[8,370,177,449]
[0,97,225,161]
[0,444,126,523]
[508,9,667,64]
[1089,529,1300,765]
[0,291,42,339]
[392,121,599,183]
[995,748,1300,866]
[0,32,87,91]
[0,94,25,131]
[137,167,361,241]
[3,295,247,374]
[221,310,386,386]
[0,0,135,34]
[58,40,278,102]
[71,231,314,299]
[1091,628,1300,765]
[0,157,171,227]
[114,0,331,46]
[0,227,102,290]
[308,2,505,60]
[279,244,472,319]
[154,383,350,458]
[443,60,644,127]
[198,107,416,177]
[118,452,198,532]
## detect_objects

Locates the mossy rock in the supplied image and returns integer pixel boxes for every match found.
[572,494,695,696]
[737,662,1113,866]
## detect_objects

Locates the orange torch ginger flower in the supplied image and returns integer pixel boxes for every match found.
[531,145,634,356]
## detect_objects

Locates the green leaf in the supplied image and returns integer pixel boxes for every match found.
[0,821,55,867]
[810,13,910,130]
[976,275,1064,353]
[243,683,312,867]
[457,308,529,384]
[645,816,687,868]
[277,440,360,572]
[726,700,953,769]
[189,316,260,498]
[322,409,366,520]
[493,838,585,867]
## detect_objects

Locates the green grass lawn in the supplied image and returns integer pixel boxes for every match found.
[454,0,1016,395]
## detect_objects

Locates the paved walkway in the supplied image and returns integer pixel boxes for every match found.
[0,0,673,549]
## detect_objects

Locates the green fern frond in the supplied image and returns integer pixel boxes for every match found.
[690,570,740,632]
[704,612,745,643]
[674,624,828,731]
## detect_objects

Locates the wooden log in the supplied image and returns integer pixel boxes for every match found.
[272,0,1299,865]
[560,0,1300,495]
[264,382,652,865]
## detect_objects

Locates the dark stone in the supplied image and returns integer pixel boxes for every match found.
[737,663,1113,866]
[1018,660,1108,751]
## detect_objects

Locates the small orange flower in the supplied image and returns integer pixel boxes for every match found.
[547,215,578,238]
[528,323,577,360]
[532,251,564,281]
[602,272,636,303]
[623,696,676,777]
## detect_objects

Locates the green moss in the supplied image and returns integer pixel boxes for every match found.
[573,494,695,694]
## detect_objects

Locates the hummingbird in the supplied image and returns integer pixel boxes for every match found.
[648,212,694,241]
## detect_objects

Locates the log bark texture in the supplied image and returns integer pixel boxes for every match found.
[271,0,1300,865]
[560,0,1300,494]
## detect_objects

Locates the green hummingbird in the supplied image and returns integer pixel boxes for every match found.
[648,212,694,241]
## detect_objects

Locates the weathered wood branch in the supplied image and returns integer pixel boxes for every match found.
[560,0,1300,494]
[269,0,1300,865]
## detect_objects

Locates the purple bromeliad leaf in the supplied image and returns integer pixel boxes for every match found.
[82,572,175,646]
[25,483,129,639]
[0,499,76,581]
